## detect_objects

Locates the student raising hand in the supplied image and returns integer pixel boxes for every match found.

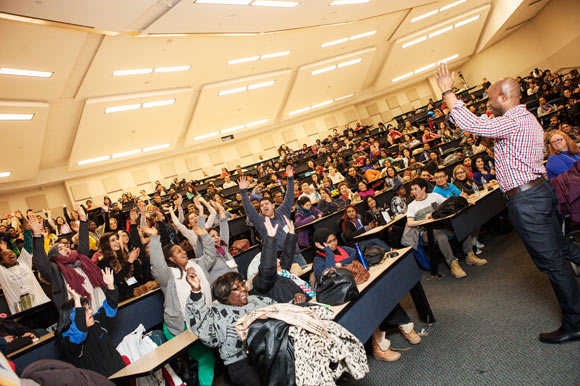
[102,267,115,290]
[264,217,279,237]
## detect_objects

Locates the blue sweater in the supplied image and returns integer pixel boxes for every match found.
[313,246,356,278]
[546,152,580,179]
[433,183,462,198]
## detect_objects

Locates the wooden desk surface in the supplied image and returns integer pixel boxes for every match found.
[327,247,412,316]
[109,329,198,380]
[354,214,406,239]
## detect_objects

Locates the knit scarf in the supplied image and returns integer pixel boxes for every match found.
[278,270,316,299]
[297,204,313,219]
[51,251,105,299]
[317,246,351,263]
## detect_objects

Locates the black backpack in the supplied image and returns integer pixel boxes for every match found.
[364,245,386,266]
[432,196,468,219]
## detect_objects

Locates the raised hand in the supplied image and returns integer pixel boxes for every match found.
[70,221,79,233]
[102,267,115,290]
[174,194,183,209]
[285,165,294,178]
[142,226,158,237]
[191,223,207,237]
[152,206,165,222]
[137,200,146,214]
[129,208,140,224]
[27,214,43,236]
[74,204,87,222]
[128,247,140,263]
[238,176,250,190]
[66,283,81,307]
[264,217,279,237]
[283,215,294,234]
[185,267,201,292]
[434,62,455,92]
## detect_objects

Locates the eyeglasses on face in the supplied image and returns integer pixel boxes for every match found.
[550,138,564,145]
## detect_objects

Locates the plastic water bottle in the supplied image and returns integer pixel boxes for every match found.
[481,177,488,191]
[354,243,369,270]
[472,183,480,197]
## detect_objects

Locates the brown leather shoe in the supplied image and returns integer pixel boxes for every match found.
[466,252,487,266]
[399,327,422,345]
[371,338,401,362]
[451,261,467,278]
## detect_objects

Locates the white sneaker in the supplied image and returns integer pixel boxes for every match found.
[473,240,485,249]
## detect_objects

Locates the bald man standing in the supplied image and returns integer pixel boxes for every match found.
[435,63,580,344]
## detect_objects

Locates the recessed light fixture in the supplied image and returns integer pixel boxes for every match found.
[194,132,220,141]
[440,0,466,12]
[251,1,299,7]
[143,99,176,108]
[221,125,245,134]
[78,155,111,166]
[154,65,191,73]
[414,63,436,74]
[0,172,11,178]
[337,58,362,68]
[144,143,171,152]
[246,118,269,127]
[455,14,480,28]
[112,149,142,159]
[113,69,153,76]
[312,65,337,75]
[321,30,376,48]
[312,100,333,109]
[0,113,34,120]
[288,93,356,117]
[411,9,438,23]
[196,0,252,4]
[392,72,414,83]
[330,0,370,5]
[402,36,427,48]
[105,104,141,114]
[248,80,276,90]
[228,56,260,65]
[289,107,311,116]
[0,67,53,78]
[218,86,248,96]
[334,93,354,101]
[260,51,290,59]
[223,33,258,36]
[438,54,459,64]
[135,34,188,38]
[428,25,453,38]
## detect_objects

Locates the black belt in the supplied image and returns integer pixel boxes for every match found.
[505,177,545,198]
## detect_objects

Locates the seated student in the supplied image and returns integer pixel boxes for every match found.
[147,223,217,386]
[206,202,239,282]
[251,217,314,303]
[418,143,432,163]
[170,197,217,257]
[472,156,497,184]
[345,166,362,190]
[295,197,323,247]
[327,165,345,185]
[363,195,390,229]
[29,207,107,313]
[299,181,320,204]
[56,268,125,377]
[452,165,483,195]
[391,185,410,216]
[357,181,376,198]
[339,205,391,250]
[316,188,340,215]
[322,177,339,198]
[383,167,403,190]
[545,130,580,179]
[402,178,487,279]
[432,170,467,198]
[185,271,276,386]
[312,228,421,363]
[335,182,360,208]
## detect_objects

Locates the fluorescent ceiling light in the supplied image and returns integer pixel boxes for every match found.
[228,56,260,65]
[223,33,258,36]
[248,80,275,90]
[112,68,153,76]
[428,25,453,38]
[438,54,459,64]
[196,0,252,4]
[289,107,311,116]
[261,50,290,59]
[0,67,53,78]
[392,72,414,83]
[312,65,336,75]
[330,0,370,5]
[321,38,349,48]
[350,30,376,40]
[312,100,333,109]
[219,86,248,96]
[455,14,480,28]
[414,62,436,74]
[136,34,188,38]
[0,113,34,120]
[246,118,269,127]
[0,172,11,178]
[338,58,362,68]
[411,9,438,23]
[252,1,299,7]
[143,99,176,108]
[194,132,220,141]
[222,124,245,134]
[334,93,354,101]
[105,104,141,113]
[144,143,171,152]
[402,35,427,48]
[154,65,191,73]
[440,0,466,12]
[78,155,110,166]
[112,149,142,159]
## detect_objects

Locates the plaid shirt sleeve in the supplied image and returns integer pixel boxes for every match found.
[450,100,516,139]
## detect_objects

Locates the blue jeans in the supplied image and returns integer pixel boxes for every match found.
[507,180,580,331]
[293,252,307,266]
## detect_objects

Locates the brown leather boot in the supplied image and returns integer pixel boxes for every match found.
[451,261,467,278]
[466,252,487,266]
[371,337,401,362]
[399,326,422,345]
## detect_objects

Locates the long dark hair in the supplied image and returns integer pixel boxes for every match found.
[340,205,359,233]
[56,297,90,338]
[162,243,186,279]
[99,232,128,274]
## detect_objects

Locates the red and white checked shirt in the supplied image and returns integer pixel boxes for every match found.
[450,100,546,192]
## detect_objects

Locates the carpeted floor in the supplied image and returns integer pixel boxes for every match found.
[344,229,580,386]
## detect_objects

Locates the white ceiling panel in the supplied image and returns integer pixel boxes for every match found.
[0,20,88,101]
[283,47,376,119]
[69,88,194,171]
[0,101,49,184]
[185,70,292,146]
[145,0,430,34]
[375,5,490,91]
